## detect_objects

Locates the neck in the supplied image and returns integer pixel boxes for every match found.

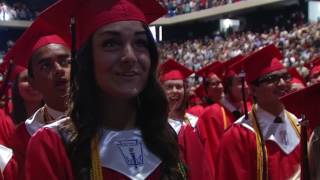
[169,108,185,121]
[257,100,284,117]
[44,97,67,112]
[225,95,242,110]
[24,101,42,117]
[102,96,137,130]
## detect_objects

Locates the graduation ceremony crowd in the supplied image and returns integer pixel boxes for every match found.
[0,0,320,180]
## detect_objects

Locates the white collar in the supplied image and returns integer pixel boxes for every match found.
[0,145,13,174]
[25,105,65,136]
[236,104,300,154]
[168,119,183,135]
[45,104,65,120]
[99,129,161,180]
[184,113,198,128]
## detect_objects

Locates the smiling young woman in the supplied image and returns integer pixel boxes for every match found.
[24,0,186,180]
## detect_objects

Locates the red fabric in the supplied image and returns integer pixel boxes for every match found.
[197,103,235,166]
[234,44,284,82]
[196,61,223,79]
[1,154,18,180]
[215,124,300,180]
[281,83,320,132]
[288,67,306,87]
[159,59,193,81]
[8,123,31,180]
[40,0,166,49]
[25,128,163,180]
[3,18,70,68]
[186,105,204,117]
[223,55,244,79]
[310,65,320,77]
[0,109,15,146]
[195,84,207,100]
[197,101,252,170]
[178,125,214,180]
[74,0,166,49]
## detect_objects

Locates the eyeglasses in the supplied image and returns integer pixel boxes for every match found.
[253,73,292,85]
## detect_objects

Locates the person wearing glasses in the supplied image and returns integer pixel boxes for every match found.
[215,44,300,180]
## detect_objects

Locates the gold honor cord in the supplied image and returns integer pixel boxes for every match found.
[221,107,228,130]
[250,107,301,180]
[250,108,268,180]
[91,134,103,180]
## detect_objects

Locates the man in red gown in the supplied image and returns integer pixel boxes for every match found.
[216,44,300,180]
[5,16,71,180]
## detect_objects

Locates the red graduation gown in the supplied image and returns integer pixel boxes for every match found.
[0,109,15,146]
[186,105,204,117]
[0,145,18,180]
[215,124,300,180]
[25,128,162,180]
[177,124,214,180]
[1,157,18,180]
[8,123,30,180]
[196,103,235,167]
[197,101,253,168]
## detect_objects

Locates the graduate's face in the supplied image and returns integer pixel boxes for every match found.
[251,69,291,103]
[162,79,185,111]
[206,74,223,101]
[18,69,43,103]
[229,76,249,102]
[92,21,151,99]
[29,44,71,105]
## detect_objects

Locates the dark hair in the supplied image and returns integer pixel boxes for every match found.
[27,60,34,78]
[11,71,43,124]
[62,24,183,179]
[223,77,233,95]
[201,78,215,105]
[11,74,28,124]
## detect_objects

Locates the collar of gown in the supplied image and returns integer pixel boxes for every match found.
[235,104,300,154]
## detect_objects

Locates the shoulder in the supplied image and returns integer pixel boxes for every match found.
[0,145,13,174]
[201,103,223,117]
[222,118,256,146]
[185,113,199,128]
[29,117,70,147]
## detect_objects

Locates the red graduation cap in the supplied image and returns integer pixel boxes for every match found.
[40,0,167,49]
[288,67,306,87]
[281,83,320,132]
[222,55,245,79]
[158,59,193,81]
[240,44,284,83]
[0,61,25,83]
[3,17,70,68]
[303,57,320,70]
[196,61,224,79]
[309,59,320,77]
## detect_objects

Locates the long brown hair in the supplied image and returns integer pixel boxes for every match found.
[60,24,183,179]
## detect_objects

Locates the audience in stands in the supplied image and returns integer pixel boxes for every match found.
[157,0,244,17]
[0,1,34,21]
[159,22,320,78]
